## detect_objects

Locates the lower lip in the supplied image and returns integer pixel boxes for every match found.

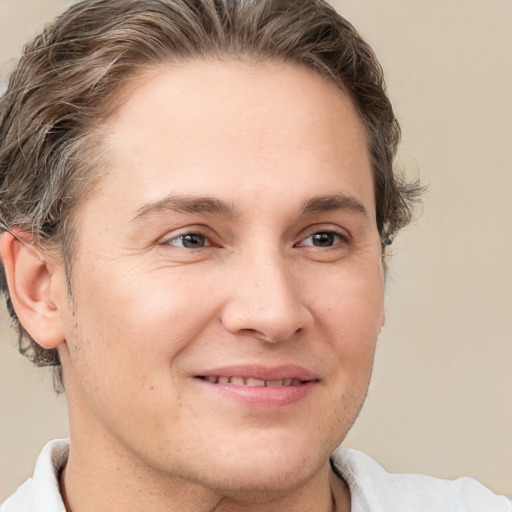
[195,378,318,409]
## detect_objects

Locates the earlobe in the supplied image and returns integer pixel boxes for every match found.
[0,231,66,349]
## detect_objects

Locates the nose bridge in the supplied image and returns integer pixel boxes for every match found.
[249,246,296,311]
[221,242,310,342]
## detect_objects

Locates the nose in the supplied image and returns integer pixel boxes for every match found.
[220,250,313,343]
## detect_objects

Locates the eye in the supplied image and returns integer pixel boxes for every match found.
[296,231,346,248]
[166,233,211,249]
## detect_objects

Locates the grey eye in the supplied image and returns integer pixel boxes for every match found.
[168,233,208,249]
[299,231,343,248]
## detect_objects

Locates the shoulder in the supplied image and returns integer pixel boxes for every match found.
[0,439,69,512]
[331,446,512,512]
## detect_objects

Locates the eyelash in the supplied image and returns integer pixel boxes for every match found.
[295,230,348,249]
[163,228,349,250]
[164,231,213,249]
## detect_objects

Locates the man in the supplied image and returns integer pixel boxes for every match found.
[0,1,510,511]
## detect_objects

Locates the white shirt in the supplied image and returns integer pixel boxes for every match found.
[2,439,511,511]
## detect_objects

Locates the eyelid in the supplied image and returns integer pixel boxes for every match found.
[295,225,351,246]
[296,232,346,249]
[167,233,211,248]
[159,225,218,247]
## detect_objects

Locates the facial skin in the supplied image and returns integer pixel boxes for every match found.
[23,61,384,511]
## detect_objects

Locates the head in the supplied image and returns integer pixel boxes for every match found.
[0,0,421,500]
[0,0,418,391]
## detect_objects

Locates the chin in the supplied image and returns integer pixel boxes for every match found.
[194,431,331,496]
[204,459,321,499]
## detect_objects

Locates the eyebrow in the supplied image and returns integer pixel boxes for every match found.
[301,194,368,218]
[133,195,240,221]
[132,193,368,222]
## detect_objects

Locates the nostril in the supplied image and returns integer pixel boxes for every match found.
[239,328,258,335]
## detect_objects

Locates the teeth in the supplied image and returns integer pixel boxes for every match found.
[202,376,304,386]
[246,378,266,387]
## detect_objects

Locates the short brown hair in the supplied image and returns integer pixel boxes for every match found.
[0,0,420,391]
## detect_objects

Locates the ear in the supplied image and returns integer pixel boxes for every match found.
[0,231,66,349]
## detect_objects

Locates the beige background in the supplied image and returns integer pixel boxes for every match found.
[1,0,511,502]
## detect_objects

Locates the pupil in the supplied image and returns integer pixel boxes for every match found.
[313,232,334,247]
[182,234,205,248]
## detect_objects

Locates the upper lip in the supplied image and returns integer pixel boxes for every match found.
[195,364,318,382]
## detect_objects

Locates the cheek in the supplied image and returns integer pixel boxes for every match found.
[71,267,213,344]
[61,273,202,430]
[314,260,384,336]
[312,261,384,390]
[62,267,226,411]
[308,267,383,451]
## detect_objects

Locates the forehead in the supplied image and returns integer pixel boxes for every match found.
[84,60,374,223]
[107,60,367,156]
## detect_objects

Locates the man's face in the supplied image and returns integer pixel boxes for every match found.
[57,61,384,494]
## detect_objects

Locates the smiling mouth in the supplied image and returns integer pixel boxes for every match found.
[195,367,319,407]
[197,376,311,387]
